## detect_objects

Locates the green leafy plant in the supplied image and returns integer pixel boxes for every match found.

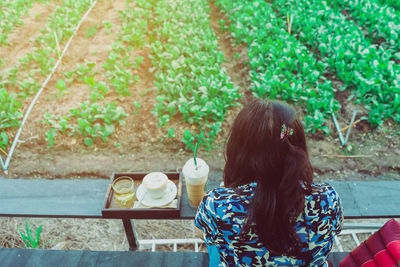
[85,26,98,38]
[0,131,9,152]
[55,78,67,98]
[133,101,140,115]
[17,221,43,248]
[103,21,112,35]
[43,102,127,147]
[45,127,57,148]
[0,88,22,151]
[165,127,176,139]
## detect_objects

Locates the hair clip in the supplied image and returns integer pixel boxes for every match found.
[280,124,293,140]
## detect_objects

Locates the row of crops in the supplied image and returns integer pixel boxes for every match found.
[148,0,240,150]
[216,0,400,130]
[1,0,94,152]
[269,0,400,127]
[1,0,399,160]
[43,0,150,147]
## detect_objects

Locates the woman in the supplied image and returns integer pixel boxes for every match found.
[195,99,343,266]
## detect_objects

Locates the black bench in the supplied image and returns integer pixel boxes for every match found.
[0,248,209,267]
[0,248,349,267]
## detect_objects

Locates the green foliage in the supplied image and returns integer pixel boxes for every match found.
[0,131,9,152]
[17,221,43,249]
[45,127,57,148]
[378,0,400,9]
[100,6,148,97]
[43,102,127,147]
[327,0,400,51]
[0,0,37,46]
[62,61,114,103]
[215,0,339,134]
[85,26,98,38]
[17,76,41,99]
[148,0,240,150]
[165,127,176,139]
[0,0,93,100]
[40,1,146,148]
[0,0,93,152]
[63,61,97,83]
[55,78,67,98]
[0,88,22,150]
[103,21,112,35]
[133,101,140,115]
[269,0,400,127]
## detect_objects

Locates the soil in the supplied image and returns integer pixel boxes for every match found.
[1,0,399,252]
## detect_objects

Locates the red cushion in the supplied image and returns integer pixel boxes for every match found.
[365,231,396,266]
[374,250,396,267]
[361,260,378,267]
[380,219,400,243]
[351,243,377,267]
[387,241,400,264]
[380,219,400,262]
[339,219,400,267]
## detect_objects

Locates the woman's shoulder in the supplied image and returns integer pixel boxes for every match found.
[305,182,343,215]
[206,182,256,200]
[309,182,340,199]
[202,182,256,216]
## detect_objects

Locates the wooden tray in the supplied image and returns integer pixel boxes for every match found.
[102,172,182,219]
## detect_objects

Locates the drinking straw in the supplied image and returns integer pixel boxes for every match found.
[193,143,198,167]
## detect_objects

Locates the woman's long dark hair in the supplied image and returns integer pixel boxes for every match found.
[223,98,313,256]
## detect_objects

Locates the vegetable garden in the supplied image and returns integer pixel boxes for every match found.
[0,0,399,180]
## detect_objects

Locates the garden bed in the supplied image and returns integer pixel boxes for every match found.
[1,0,397,181]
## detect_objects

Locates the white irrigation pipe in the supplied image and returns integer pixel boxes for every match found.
[332,109,357,146]
[0,0,98,173]
[0,156,5,171]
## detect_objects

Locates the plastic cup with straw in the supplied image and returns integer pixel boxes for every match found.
[182,142,209,207]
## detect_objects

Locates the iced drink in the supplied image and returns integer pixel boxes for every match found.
[112,176,135,208]
[182,158,209,207]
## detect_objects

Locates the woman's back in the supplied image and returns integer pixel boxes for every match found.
[194,99,343,266]
[195,182,343,266]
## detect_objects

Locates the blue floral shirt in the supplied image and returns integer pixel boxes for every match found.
[195,182,343,266]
